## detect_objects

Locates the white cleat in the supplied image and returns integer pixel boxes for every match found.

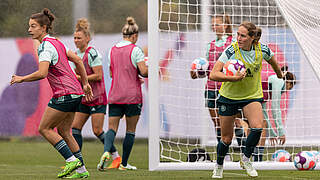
[212,164,223,179]
[240,160,258,177]
[118,163,137,170]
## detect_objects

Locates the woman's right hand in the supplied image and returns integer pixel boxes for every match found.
[83,84,93,102]
[278,135,286,145]
[232,68,246,82]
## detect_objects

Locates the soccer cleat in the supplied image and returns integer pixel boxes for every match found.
[97,151,111,171]
[57,158,82,178]
[118,164,137,170]
[212,164,223,179]
[240,160,258,177]
[66,171,90,179]
[107,156,122,169]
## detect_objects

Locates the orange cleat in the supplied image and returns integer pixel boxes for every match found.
[107,157,122,169]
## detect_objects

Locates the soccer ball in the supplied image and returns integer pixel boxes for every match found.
[310,151,320,163]
[294,151,316,170]
[271,149,291,162]
[191,57,209,78]
[223,59,246,76]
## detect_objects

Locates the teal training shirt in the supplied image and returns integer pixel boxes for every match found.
[76,46,103,67]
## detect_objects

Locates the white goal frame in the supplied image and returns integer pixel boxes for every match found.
[148,0,320,171]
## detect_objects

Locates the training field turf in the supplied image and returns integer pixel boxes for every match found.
[0,139,319,180]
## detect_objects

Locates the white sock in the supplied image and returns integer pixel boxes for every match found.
[66,155,77,162]
[217,164,223,168]
[242,154,250,162]
[112,151,120,159]
[76,165,87,173]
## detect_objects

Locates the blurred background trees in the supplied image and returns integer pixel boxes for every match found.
[0,0,147,37]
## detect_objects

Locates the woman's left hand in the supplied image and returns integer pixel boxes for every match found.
[10,75,24,85]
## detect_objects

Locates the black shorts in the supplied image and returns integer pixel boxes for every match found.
[217,95,263,116]
[48,95,82,112]
[205,90,219,109]
[108,104,142,117]
[77,104,107,115]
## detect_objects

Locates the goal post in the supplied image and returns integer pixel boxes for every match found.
[148,0,320,171]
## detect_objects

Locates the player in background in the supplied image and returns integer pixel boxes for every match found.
[190,14,246,159]
[97,16,148,171]
[253,66,296,161]
[210,21,283,178]
[70,18,121,176]
[10,8,93,178]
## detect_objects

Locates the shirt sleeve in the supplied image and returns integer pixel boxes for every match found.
[269,76,285,136]
[261,43,274,61]
[88,48,103,67]
[38,42,55,63]
[218,45,234,64]
[131,46,145,68]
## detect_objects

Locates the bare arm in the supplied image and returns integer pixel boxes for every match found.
[67,50,93,101]
[11,61,49,84]
[137,61,148,77]
[268,56,283,79]
[77,65,103,82]
[209,61,246,82]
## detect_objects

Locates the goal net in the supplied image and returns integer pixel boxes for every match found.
[148,0,320,170]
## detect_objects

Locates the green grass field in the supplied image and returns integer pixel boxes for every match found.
[0,139,319,180]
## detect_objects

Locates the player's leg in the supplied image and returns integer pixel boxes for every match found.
[212,115,234,178]
[206,90,221,142]
[234,115,246,153]
[57,111,88,178]
[97,104,122,171]
[253,120,267,162]
[38,107,81,178]
[72,110,90,150]
[118,104,142,170]
[91,105,121,169]
[240,101,263,177]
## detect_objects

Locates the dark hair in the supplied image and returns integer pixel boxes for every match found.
[240,21,262,45]
[213,14,233,35]
[281,65,296,85]
[122,17,139,38]
[30,8,55,33]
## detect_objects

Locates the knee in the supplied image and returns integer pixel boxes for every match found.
[93,128,103,137]
[38,126,45,136]
[221,136,233,144]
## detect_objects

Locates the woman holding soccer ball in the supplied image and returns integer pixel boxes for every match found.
[10,8,93,178]
[97,16,148,171]
[209,21,283,178]
[190,15,247,160]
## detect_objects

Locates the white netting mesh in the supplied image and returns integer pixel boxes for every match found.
[151,0,320,170]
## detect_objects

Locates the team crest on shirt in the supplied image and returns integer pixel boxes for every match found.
[220,105,226,112]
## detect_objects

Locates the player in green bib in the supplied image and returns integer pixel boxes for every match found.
[209,21,283,178]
